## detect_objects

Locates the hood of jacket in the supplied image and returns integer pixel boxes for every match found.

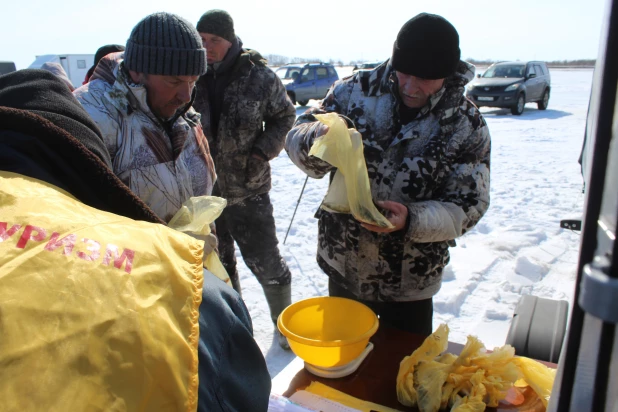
[90,52,197,128]
[0,69,163,224]
[0,69,111,167]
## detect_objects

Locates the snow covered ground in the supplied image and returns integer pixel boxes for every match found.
[238,67,592,378]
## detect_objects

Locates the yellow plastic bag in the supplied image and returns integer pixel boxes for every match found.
[512,356,556,407]
[396,323,449,407]
[168,196,232,287]
[0,172,202,412]
[310,113,393,228]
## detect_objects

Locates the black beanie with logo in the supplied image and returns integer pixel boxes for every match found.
[391,13,460,79]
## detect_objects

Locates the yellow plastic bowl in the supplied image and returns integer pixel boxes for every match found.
[277,296,379,368]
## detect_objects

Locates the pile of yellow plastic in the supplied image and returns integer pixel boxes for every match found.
[309,113,393,229]
[168,196,231,287]
[396,324,556,412]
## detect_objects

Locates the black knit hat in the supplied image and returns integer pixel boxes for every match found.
[86,44,125,80]
[391,13,460,79]
[125,12,207,76]
[196,10,235,43]
[95,44,125,67]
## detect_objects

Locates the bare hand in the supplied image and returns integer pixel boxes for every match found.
[316,124,330,138]
[361,201,408,233]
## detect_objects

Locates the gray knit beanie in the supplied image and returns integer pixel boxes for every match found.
[125,12,207,76]
[196,10,235,43]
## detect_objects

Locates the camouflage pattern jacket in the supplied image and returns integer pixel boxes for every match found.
[286,60,491,302]
[193,49,295,205]
[74,53,215,223]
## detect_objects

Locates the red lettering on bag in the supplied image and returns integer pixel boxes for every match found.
[16,225,47,249]
[77,238,101,262]
[102,244,135,274]
[0,222,22,242]
[45,232,77,255]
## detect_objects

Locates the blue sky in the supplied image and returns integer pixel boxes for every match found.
[0,0,607,70]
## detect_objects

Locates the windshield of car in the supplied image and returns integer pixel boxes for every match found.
[482,65,525,78]
[276,67,301,80]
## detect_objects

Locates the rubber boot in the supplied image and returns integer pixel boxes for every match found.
[263,283,292,350]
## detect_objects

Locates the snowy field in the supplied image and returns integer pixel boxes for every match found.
[239,67,592,378]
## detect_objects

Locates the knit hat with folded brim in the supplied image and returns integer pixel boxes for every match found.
[391,13,460,80]
[196,9,236,43]
[124,12,207,76]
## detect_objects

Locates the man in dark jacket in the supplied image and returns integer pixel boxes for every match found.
[194,9,296,349]
[0,69,270,411]
[286,13,491,336]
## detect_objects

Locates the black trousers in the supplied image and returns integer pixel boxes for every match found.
[328,279,434,336]
[216,193,291,293]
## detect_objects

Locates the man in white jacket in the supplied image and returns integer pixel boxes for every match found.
[74,12,215,223]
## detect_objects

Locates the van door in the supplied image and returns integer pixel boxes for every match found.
[315,66,331,98]
[534,64,549,94]
[525,64,542,101]
[297,67,317,101]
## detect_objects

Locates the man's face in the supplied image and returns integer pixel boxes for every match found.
[138,73,198,119]
[395,71,445,109]
[199,33,233,64]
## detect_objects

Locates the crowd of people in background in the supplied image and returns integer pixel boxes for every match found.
[0,9,490,411]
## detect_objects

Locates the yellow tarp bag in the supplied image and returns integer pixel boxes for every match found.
[0,172,203,412]
[309,113,393,228]
[168,196,232,288]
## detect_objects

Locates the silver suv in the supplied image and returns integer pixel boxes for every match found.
[466,61,551,115]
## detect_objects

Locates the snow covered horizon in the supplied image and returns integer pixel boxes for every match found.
[238,67,590,379]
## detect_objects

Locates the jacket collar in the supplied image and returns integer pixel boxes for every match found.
[210,37,242,75]
[366,59,476,114]
[360,60,476,150]
[206,40,268,80]
[102,60,195,129]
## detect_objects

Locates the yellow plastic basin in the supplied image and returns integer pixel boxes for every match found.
[277,296,379,368]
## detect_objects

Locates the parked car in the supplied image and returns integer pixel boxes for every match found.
[0,61,16,75]
[280,62,339,106]
[465,61,551,115]
[352,61,383,72]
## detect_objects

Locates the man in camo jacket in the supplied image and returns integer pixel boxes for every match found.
[285,13,491,335]
[193,10,296,349]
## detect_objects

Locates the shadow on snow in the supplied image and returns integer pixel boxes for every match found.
[480,107,571,120]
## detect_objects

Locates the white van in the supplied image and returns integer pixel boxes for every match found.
[29,54,94,88]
